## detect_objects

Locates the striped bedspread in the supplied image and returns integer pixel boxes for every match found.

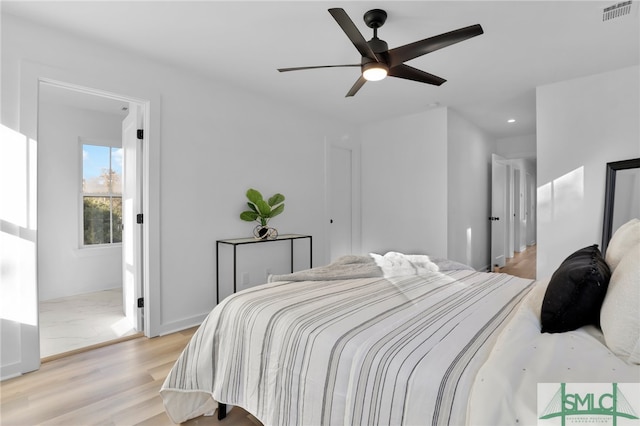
[161,270,533,425]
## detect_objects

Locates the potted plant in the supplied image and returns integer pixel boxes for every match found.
[239,188,285,239]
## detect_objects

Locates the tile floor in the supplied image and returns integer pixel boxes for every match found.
[39,288,138,358]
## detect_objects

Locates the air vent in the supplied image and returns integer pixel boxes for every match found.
[603,1,632,21]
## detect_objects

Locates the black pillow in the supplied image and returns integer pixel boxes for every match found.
[541,245,611,333]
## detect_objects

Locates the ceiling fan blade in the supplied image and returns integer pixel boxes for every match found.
[388,64,446,86]
[328,8,379,61]
[345,75,367,97]
[278,64,360,72]
[388,24,484,67]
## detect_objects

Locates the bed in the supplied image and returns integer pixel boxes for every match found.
[161,226,640,425]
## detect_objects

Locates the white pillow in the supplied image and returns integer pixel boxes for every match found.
[605,218,640,272]
[600,243,640,364]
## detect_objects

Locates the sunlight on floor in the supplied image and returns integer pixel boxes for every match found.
[111,316,136,335]
[39,288,137,358]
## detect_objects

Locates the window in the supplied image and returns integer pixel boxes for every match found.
[82,143,123,246]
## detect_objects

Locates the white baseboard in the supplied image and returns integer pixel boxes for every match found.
[158,313,209,336]
[0,362,23,382]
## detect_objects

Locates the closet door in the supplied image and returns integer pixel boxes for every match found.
[329,144,353,261]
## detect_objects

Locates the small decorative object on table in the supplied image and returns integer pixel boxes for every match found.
[239,188,285,240]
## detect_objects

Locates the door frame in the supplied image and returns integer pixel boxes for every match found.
[37,79,148,335]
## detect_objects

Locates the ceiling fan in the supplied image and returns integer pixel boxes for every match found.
[278,8,484,97]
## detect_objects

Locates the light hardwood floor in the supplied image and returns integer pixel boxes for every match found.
[499,244,536,279]
[0,328,259,426]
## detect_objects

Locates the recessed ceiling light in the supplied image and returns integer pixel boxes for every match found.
[507,119,516,123]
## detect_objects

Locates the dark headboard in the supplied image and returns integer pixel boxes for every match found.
[601,157,640,254]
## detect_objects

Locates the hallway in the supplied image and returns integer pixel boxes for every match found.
[499,245,536,280]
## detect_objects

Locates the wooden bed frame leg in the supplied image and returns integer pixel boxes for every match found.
[217,402,227,420]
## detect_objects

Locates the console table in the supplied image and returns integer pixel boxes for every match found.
[216,234,312,303]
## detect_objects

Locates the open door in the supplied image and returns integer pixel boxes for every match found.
[122,104,143,331]
[491,154,508,269]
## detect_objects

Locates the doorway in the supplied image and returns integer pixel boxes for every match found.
[491,154,537,278]
[37,82,144,358]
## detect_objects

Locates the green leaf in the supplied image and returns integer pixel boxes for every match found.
[242,189,285,225]
[246,188,263,205]
[255,199,271,217]
[240,211,259,222]
[270,203,284,218]
[268,193,285,207]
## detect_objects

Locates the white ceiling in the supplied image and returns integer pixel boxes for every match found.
[4,1,639,139]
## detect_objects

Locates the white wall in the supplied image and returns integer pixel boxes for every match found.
[447,109,495,270]
[1,13,357,378]
[360,107,495,270]
[496,134,536,160]
[361,108,449,257]
[536,65,640,279]
[38,101,123,301]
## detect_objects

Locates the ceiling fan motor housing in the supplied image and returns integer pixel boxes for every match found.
[364,9,389,62]
[364,9,388,29]
[367,37,389,55]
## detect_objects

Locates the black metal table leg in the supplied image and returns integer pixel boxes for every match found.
[218,402,227,420]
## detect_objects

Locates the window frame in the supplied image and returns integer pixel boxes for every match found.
[79,137,123,248]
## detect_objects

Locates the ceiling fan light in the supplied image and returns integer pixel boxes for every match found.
[362,62,389,81]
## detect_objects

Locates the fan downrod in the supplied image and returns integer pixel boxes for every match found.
[363,9,387,29]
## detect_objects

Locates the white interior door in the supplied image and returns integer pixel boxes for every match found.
[329,144,352,261]
[491,154,508,268]
[122,104,143,331]
[527,173,536,245]
[514,169,522,252]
